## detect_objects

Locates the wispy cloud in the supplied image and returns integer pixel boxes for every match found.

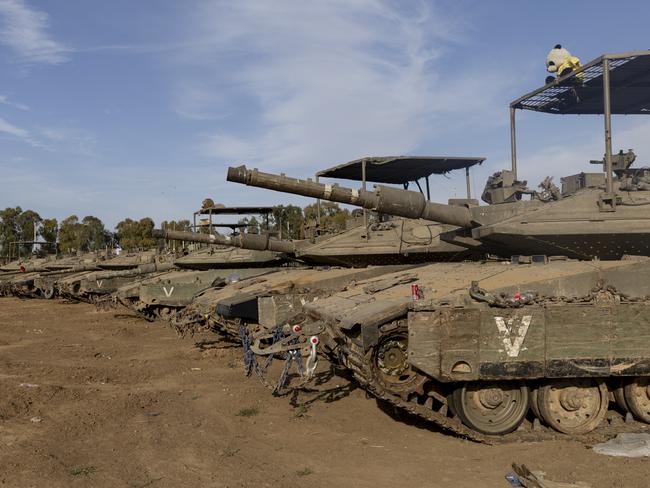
[0,111,98,153]
[39,125,97,156]
[0,0,69,64]
[168,0,511,172]
[0,94,29,110]
[0,115,28,137]
[0,115,40,146]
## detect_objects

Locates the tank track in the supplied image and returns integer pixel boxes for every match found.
[326,324,644,444]
[335,333,492,443]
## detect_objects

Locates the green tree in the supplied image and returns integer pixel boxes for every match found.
[271,205,303,239]
[303,202,350,232]
[115,218,136,250]
[82,215,110,251]
[115,217,156,251]
[138,217,155,249]
[247,216,260,234]
[236,216,261,234]
[58,215,89,253]
[0,206,22,259]
[16,210,42,255]
[161,220,191,232]
[159,220,191,250]
[39,218,58,254]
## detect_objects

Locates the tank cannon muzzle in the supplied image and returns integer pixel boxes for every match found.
[226,165,475,228]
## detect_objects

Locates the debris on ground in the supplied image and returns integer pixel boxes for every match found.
[506,464,591,488]
[592,432,650,458]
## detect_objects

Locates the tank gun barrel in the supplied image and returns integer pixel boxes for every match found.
[226,165,474,228]
[5,263,101,273]
[92,261,175,280]
[42,264,102,274]
[153,229,297,254]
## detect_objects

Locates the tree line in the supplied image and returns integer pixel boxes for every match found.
[0,203,353,259]
[0,207,158,259]
[237,202,356,239]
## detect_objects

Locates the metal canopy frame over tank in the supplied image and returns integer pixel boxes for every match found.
[509,50,650,197]
[314,156,484,229]
[192,206,273,235]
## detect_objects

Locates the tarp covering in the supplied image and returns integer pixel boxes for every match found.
[511,52,650,115]
[317,156,485,184]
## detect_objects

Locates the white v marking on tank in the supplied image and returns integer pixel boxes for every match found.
[494,315,532,358]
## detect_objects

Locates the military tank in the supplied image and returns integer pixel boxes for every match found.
[158,158,488,394]
[0,257,49,295]
[157,213,474,267]
[56,261,177,302]
[164,156,485,267]
[111,206,289,320]
[1,254,102,298]
[162,156,484,327]
[222,51,650,439]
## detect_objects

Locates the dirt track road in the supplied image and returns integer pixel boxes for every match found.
[0,298,647,488]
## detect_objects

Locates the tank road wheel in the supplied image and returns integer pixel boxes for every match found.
[369,328,427,400]
[42,286,55,299]
[537,379,608,434]
[157,307,174,321]
[613,381,629,413]
[623,377,650,424]
[452,382,530,435]
[530,387,542,420]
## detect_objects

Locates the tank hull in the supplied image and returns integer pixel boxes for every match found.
[296,257,650,439]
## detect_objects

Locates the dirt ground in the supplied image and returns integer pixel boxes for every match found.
[0,298,648,488]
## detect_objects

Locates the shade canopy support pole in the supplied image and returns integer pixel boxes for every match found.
[510,106,517,180]
[362,160,368,239]
[603,57,614,195]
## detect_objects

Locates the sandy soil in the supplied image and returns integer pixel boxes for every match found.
[0,297,647,488]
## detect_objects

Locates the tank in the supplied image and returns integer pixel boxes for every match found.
[219,51,650,439]
[111,205,289,320]
[279,256,650,441]
[56,261,176,302]
[2,254,102,298]
[118,265,285,321]
[0,257,50,296]
[156,213,475,267]
[142,160,482,326]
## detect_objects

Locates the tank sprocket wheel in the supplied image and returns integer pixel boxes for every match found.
[366,326,428,401]
[537,379,608,435]
[623,377,650,424]
[452,382,530,435]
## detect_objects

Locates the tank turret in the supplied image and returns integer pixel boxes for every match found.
[155,213,475,268]
[227,164,650,260]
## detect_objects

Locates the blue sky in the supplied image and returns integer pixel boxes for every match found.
[1,0,649,228]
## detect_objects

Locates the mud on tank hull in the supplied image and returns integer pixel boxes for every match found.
[298,256,650,440]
